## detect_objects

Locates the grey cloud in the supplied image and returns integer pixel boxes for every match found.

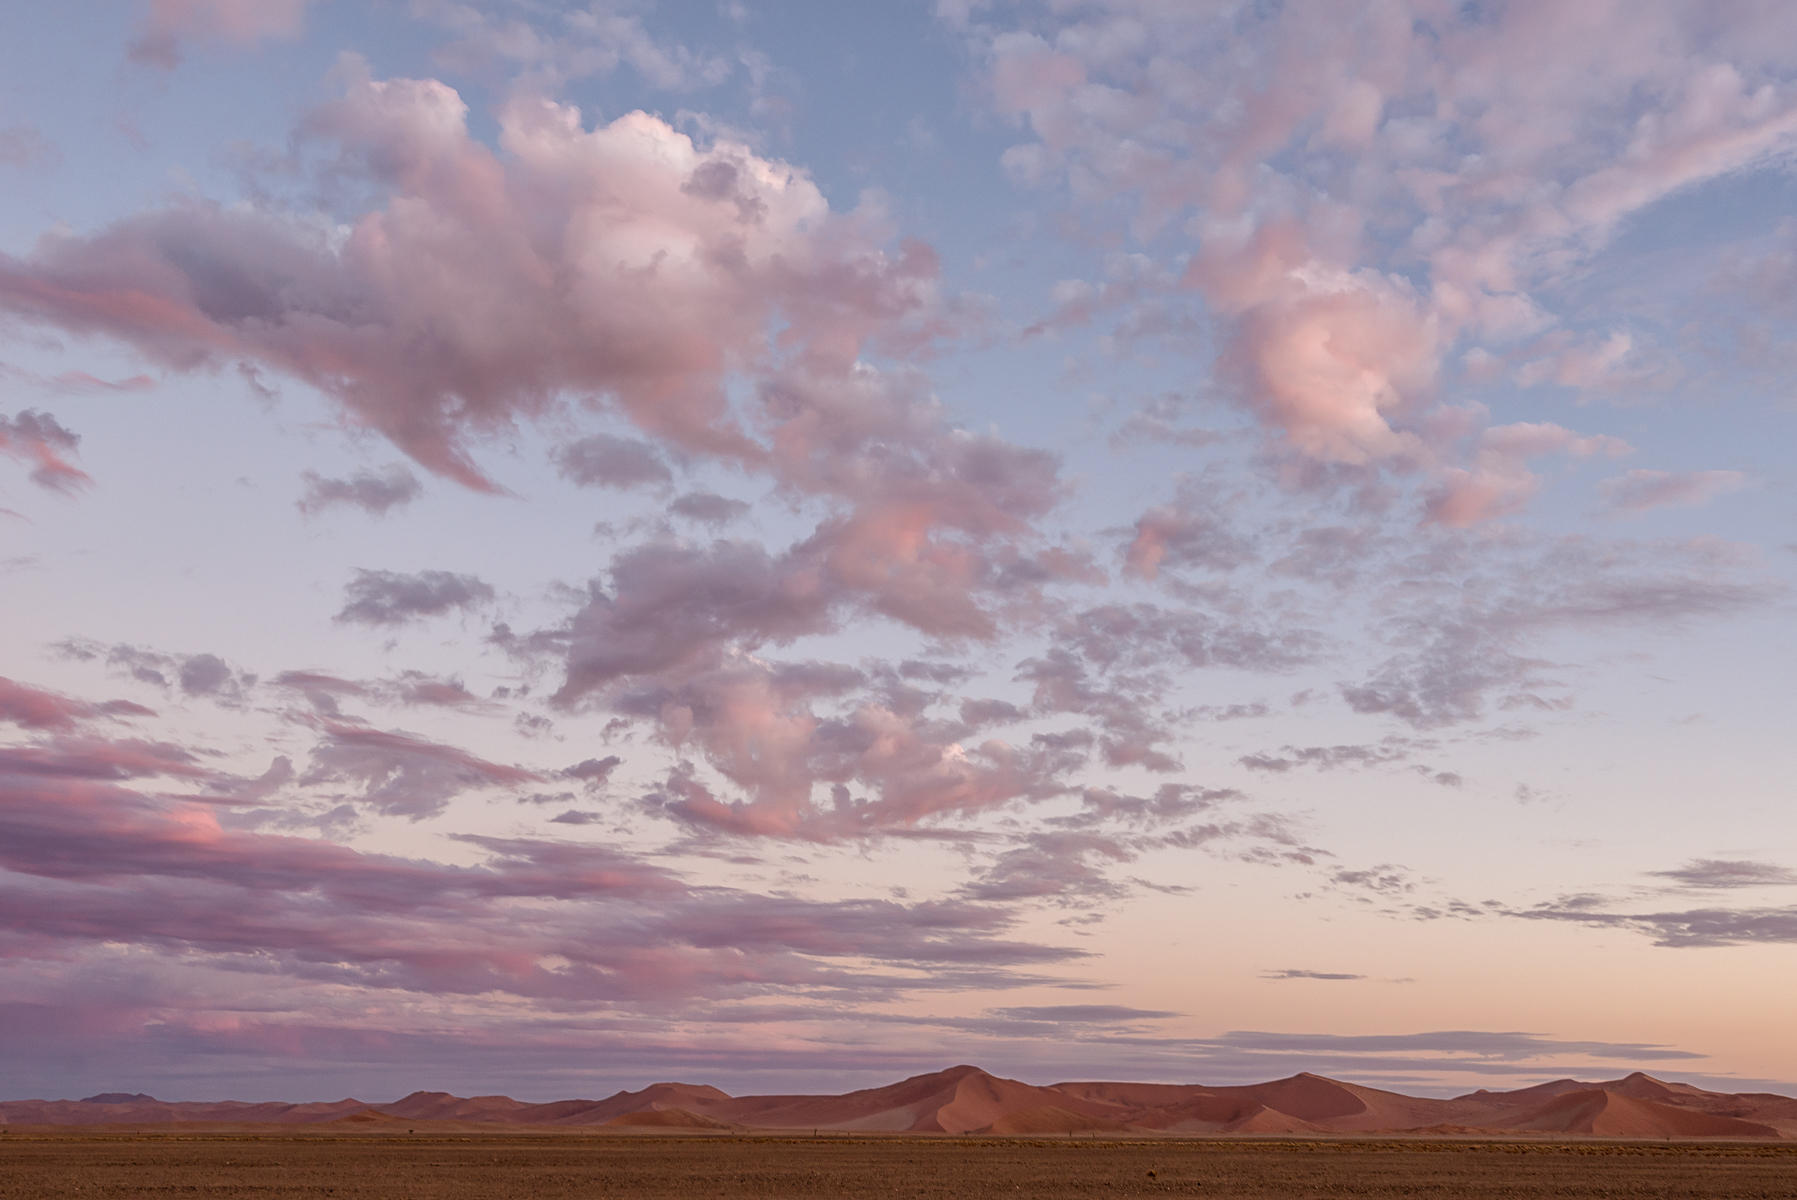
[1195,702,1270,722]
[681,156,768,224]
[56,641,254,702]
[298,721,540,819]
[385,672,490,710]
[516,791,577,807]
[987,1005,1181,1023]
[1515,902,1797,948]
[959,698,1027,730]
[1203,1029,1705,1063]
[1119,485,1255,580]
[1329,865,1416,895]
[272,669,493,715]
[1262,969,1365,981]
[898,659,977,685]
[962,832,1131,904]
[335,569,495,626]
[1058,783,1239,830]
[177,654,234,697]
[554,434,673,490]
[669,490,750,526]
[549,810,603,825]
[547,540,835,701]
[1341,537,1772,729]
[561,756,623,787]
[1239,739,1418,774]
[298,465,422,516]
[1018,603,1318,775]
[1648,859,1797,889]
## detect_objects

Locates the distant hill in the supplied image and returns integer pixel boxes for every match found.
[6,1067,1793,1139]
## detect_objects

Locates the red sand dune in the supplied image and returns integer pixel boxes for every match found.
[4,1065,1793,1140]
[1219,1104,1328,1135]
[1487,1088,1779,1139]
[706,1065,1122,1133]
[601,1107,735,1130]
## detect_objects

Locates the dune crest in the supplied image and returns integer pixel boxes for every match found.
[5,1066,1793,1139]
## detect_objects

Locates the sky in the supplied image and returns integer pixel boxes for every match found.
[1,0,1795,1104]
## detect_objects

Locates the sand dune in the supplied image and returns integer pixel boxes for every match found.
[601,1107,736,1130]
[4,1065,1792,1139]
[707,1065,1120,1133]
[1489,1088,1779,1139]
[1219,1104,1328,1135]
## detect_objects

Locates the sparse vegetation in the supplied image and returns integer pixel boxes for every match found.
[4,1132,1795,1199]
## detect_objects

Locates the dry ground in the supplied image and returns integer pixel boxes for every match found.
[2,1132,1795,1199]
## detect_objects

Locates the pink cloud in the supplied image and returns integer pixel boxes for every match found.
[48,371,156,393]
[622,656,1076,840]
[1425,422,1631,527]
[1601,468,1747,514]
[0,66,1086,751]
[0,712,1083,1019]
[1121,486,1251,581]
[0,68,1055,629]
[1185,224,1439,467]
[0,677,102,731]
[0,75,834,489]
[0,124,58,170]
[963,1,1797,520]
[129,0,313,69]
[0,409,90,493]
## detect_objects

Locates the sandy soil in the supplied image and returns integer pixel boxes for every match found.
[3,1132,1796,1199]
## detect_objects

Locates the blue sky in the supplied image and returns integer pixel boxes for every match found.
[1,0,1794,1102]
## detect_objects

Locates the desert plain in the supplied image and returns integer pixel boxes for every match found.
[4,1133,1797,1200]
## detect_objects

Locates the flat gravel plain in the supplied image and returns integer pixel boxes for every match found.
[2,1133,1795,1199]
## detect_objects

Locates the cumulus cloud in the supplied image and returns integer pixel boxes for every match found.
[962,1,1797,520]
[2,5,1787,1101]
[0,70,939,492]
[0,66,1063,658]
[1188,229,1441,467]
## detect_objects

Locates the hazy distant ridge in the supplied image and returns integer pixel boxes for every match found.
[7,1066,1796,1139]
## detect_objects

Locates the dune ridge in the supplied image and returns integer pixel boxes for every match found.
[5,1066,1793,1139]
